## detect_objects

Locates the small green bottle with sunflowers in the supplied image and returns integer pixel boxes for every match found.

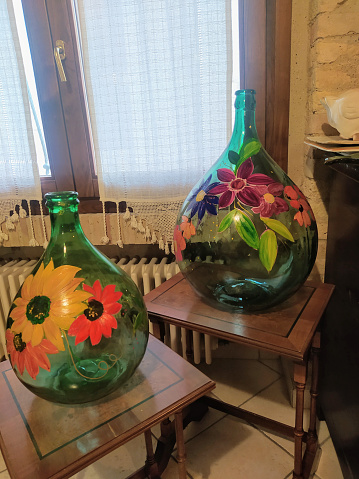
[6,191,149,404]
[174,89,318,312]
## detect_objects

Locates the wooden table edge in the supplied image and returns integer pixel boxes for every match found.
[44,380,215,479]
[147,282,335,362]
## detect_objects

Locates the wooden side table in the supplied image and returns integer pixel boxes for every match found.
[144,273,335,479]
[0,335,215,479]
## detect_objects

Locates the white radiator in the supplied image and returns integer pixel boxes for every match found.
[0,257,214,364]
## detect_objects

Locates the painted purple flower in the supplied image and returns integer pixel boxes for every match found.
[252,183,289,217]
[209,158,275,209]
[186,176,220,223]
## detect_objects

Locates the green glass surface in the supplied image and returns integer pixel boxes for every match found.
[174,90,318,312]
[6,192,149,404]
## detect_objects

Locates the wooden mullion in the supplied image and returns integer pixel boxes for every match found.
[265,0,292,172]
[241,0,267,144]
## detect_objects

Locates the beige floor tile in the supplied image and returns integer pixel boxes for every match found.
[315,438,344,479]
[161,456,192,478]
[259,358,283,374]
[0,470,10,479]
[0,451,6,473]
[152,406,227,448]
[182,415,293,479]
[242,379,330,454]
[70,433,148,479]
[70,432,191,479]
[196,358,280,406]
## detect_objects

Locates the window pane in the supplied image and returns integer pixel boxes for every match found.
[12,0,50,177]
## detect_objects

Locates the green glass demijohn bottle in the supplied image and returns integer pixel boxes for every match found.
[6,192,149,404]
[174,89,318,312]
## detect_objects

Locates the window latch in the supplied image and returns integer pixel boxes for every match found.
[54,40,67,82]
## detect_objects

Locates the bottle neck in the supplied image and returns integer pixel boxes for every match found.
[229,89,259,150]
[49,208,85,237]
[45,192,86,239]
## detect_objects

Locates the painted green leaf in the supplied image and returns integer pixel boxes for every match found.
[259,229,277,272]
[261,217,294,242]
[218,209,237,233]
[228,150,240,165]
[240,139,261,162]
[234,211,259,250]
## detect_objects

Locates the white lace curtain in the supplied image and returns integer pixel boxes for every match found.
[0,0,42,245]
[77,0,233,247]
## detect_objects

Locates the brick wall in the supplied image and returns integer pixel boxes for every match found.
[289,0,359,280]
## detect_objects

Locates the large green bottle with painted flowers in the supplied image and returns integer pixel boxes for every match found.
[174,89,318,312]
[6,192,148,404]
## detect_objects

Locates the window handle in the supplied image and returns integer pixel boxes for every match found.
[54,40,67,82]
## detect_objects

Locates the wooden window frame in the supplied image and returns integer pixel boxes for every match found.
[239,0,292,171]
[22,0,291,213]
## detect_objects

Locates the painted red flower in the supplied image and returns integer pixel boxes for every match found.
[284,185,314,227]
[252,183,289,217]
[6,329,59,379]
[173,225,186,262]
[68,280,122,346]
[209,158,275,209]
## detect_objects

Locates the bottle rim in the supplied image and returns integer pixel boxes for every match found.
[235,89,256,95]
[44,191,79,206]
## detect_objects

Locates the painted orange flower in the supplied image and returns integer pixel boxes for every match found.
[68,280,122,346]
[180,216,196,240]
[6,329,59,379]
[173,225,186,262]
[9,260,91,351]
[284,185,315,227]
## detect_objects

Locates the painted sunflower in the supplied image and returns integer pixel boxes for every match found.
[9,259,91,351]
[6,329,59,380]
[68,280,122,346]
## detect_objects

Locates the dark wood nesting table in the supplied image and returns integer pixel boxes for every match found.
[144,272,334,479]
[0,334,215,479]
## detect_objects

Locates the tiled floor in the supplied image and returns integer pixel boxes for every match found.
[0,343,344,479]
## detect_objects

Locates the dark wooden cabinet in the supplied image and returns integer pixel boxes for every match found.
[320,163,359,479]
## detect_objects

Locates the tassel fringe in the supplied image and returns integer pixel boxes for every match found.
[0,198,175,253]
[27,200,39,247]
[116,202,124,248]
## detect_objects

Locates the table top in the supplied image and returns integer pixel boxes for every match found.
[144,273,335,361]
[0,335,215,479]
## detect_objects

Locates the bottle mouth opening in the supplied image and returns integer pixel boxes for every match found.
[44,191,79,207]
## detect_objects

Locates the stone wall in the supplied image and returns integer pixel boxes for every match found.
[288,0,359,280]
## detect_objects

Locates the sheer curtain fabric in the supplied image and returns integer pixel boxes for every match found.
[0,1,42,243]
[77,0,233,245]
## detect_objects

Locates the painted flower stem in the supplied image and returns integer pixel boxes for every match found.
[63,331,121,381]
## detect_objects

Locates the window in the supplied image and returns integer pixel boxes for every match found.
[18,0,291,213]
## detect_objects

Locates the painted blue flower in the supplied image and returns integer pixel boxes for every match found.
[186,176,220,223]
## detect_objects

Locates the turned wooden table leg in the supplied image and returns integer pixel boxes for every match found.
[144,429,161,478]
[174,411,187,479]
[302,332,321,478]
[293,362,307,479]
